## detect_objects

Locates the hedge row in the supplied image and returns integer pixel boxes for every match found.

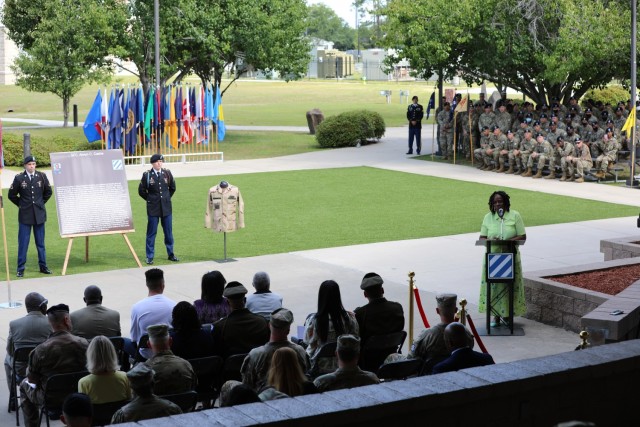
[1,133,99,167]
[316,110,386,148]
[583,86,629,107]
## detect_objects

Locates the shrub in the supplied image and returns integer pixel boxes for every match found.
[583,86,629,107]
[316,110,386,148]
[2,132,100,167]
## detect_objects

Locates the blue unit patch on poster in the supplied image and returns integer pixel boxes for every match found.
[112,159,123,170]
[53,163,62,175]
[488,253,514,280]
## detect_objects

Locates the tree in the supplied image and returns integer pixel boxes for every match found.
[306,4,356,51]
[3,0,126,126]
[382,0,631,104]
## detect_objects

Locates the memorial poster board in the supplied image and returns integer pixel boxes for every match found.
[50,150,134,237]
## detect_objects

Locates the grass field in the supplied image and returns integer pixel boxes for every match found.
[0,78,444,127]
[0,166,636,277]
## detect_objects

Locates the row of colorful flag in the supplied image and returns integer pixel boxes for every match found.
[83,83,226,152]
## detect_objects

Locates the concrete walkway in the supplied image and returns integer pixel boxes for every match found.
[0,124,637,426]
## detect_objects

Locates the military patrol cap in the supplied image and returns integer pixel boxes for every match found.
[435,293,457,309]
[223,281,248,299]
[147,324,169,340]
[337,334,361,352]
[23,155,36,164]
[46,304,69,314]
[270,307,294,329]
[360,272,384,289]
[150,153,164,163]
[127,363,154,388]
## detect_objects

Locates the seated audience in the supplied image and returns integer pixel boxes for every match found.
[71,285,121,339]
[110,364,182,424]
[241,308,309,392]
[78,336,131,404]
[304,280,358,376]
[246,271,283,319]
[20,304,89,427]
[170,301,215,359]
[213,281,269,358]
[144,324,197,396]
[129,268,176,360]
[226,384,261,406]
[60,393,93,427]
[4,292,50,398]
[259,347,317,401]
[314,334,379,392]
[218,380,242,407]
[193,270,231,324]
[354,273,404,345]
[432,322,495,374]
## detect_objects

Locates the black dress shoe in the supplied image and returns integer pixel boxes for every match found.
[40,267,52,274]
[168,254,179,262]
[406,151,413,155]
[16,271,23,278]
[146,258,154,265]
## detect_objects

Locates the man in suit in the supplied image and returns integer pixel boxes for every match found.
[354,272,404,345]
[432,322,495,374]
[8,155,53,277]
[138,154,178,265]
[213,281,270,358]
[71,285,121,339]
[4,293,50,396]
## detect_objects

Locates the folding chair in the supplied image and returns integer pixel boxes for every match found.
[377,358,423,382]
[9,346,36,426]
[91,399,129,426]
[134,334,149,363]
[107,337,128,371]
[158,390,198,413]
[38,371,89,427]
[188,356,223,409]
[359,331,407,373]
[219,353,248,388]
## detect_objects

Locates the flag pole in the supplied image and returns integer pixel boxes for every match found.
[0,119,19,309]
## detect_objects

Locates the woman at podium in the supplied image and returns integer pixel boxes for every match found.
[478,191,527,327]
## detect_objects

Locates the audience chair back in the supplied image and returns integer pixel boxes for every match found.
[91,399,129,426]
[10,346,36,427]
[220,353,248,388]
[38,371,89,427]
[158,390,198,413]
[188,356,224,409]
[308,341,338,379]
[420,356,448,376]
[360,331,407,373]
[107,337,128,371]
[377,358,423,381]
[134,334,150,363]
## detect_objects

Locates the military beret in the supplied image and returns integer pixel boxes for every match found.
[360,272,384,290]
[150,153,164,163]
[592,122,599,127]
[223,281,248,299]
[484,104,491,109]
[491,125,499,131]
[606,127,613,133]
[506,130,513,135]
[570,106,578,111]
[575,136,583,142]
[602,111,609,116]
[535,133,544,138]
[270,307,294,329]
[585,108,592,112]
[127,363,154,388]
[23,155,36,164]
[566,125,573,131]
[616,106,623,112]
[25,292,47,310]
[569,96,577,101]
[481,126,490,131]
[147,324,169,340]
[540,113,548,119]
[435,293,457,309]
[337,334,361,352]
[556,136,564,142]
[541,104,549,109]
[534,121,541,126]
[550,122,557,126]
[606,119,614,124]
[525,113,533,118]
[46,304,69,314]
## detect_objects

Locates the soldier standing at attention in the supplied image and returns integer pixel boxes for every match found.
[406,96,424,155]
[8,156,53,277]
[437,102,454,160]
[138,154,179,265]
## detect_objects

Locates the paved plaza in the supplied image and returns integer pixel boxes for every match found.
[0,124,638,426]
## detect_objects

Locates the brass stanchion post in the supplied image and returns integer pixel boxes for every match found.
[408,272,415,347]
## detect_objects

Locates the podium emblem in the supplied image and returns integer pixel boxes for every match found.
[488,253,514,280]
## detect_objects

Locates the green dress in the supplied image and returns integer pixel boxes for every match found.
[478,209,527,317]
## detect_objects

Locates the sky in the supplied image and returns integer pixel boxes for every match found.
[307,0,358,28]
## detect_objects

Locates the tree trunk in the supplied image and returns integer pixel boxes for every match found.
[62,95,70,127]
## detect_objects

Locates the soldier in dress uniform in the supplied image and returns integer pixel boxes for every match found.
[8,156,53,277]
[138,154,178,265]
[406,96,424,155]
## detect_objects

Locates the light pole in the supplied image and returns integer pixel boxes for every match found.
[627,0,638,187]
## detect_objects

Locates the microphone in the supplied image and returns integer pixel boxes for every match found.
[498,208,504,219]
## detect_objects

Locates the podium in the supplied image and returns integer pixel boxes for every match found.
[475,239,525,336]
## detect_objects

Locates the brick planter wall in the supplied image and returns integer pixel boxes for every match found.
[600,236,640,260]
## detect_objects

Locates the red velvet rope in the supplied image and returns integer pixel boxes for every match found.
[412,286,430,328]
[466,314,489,354]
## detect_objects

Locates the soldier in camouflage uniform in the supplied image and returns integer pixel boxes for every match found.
[613,107,628,150]
[478,104,495,132]
[437,103,454,160]
[567,137,593,183]
[556,136,577,181]
[587,122,605,157]
[495,104,512,133]
[144,324,197,395]
[20,304,89,427]
[484,126,507,171]
[538,114,551,132]
[532,121,547,139]
[313,334,379,392]
[524,133,553,178]
[470,103,482,150]
[547,136,571,180]
[515,129,536,175]
[110,364,182,424]
[474,126,492,169]
[500,130,520,174]
[568,96,582,115]
[546,122,567,147]
[594,128,619,179]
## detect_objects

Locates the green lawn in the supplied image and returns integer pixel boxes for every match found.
[0,79,442,127]
[1,166,636,277]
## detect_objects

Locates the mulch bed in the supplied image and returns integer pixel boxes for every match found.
[548,264,640,296]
